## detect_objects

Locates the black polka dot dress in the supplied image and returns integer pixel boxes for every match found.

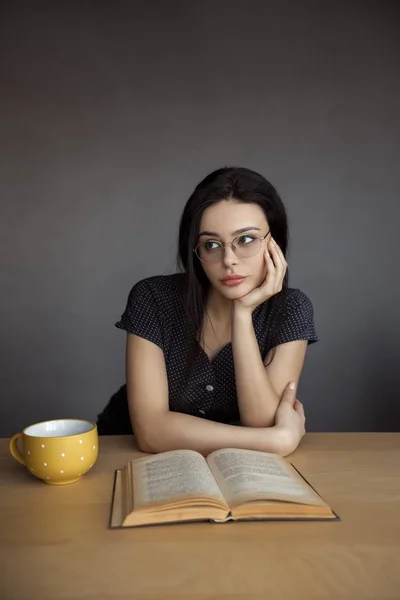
[115,273,318,424]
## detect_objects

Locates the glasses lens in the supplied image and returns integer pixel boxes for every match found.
[196,241,222,263]
[233,235,262,258]
[195,236,263,263]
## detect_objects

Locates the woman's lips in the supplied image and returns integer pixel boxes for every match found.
[221,276,247,287]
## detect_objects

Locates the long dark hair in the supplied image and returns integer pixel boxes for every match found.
[177,166,289,368]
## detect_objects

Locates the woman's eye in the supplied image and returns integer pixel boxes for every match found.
[204,241,220,251]
[237,235,256,245]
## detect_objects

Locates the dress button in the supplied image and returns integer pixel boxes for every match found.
[205,385,214,392]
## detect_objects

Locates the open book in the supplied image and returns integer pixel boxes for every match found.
[109,448,338,528]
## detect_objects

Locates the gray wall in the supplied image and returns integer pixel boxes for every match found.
[1,1,399,437]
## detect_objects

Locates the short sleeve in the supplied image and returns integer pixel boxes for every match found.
[273,289,318,347]
[115,279,164,350]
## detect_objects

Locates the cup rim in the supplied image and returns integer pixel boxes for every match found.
[22,418,97,438]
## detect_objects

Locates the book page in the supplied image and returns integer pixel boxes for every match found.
[131,449,227,509]
[207,448,324,507]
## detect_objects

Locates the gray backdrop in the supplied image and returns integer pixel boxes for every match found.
[1,1,399,437]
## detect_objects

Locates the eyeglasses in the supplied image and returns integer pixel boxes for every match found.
[193,230,271,264]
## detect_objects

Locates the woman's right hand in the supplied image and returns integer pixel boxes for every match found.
[273,381,306,455]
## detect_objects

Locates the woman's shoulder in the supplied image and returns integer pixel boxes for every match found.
[261,287,318,347]
[285,288,315,313]
[126,272,186,305]
[116,273,186,336]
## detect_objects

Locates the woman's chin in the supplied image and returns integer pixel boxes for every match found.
[217,282,253,299]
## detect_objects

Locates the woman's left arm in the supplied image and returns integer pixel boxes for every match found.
[232,308,308,427]
[232,236,310,427]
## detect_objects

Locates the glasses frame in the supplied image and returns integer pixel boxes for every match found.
[193,230,271,264]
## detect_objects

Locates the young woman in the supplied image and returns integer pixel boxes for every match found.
[97,167,318,456]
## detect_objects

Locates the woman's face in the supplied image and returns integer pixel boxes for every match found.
[197,200,271,300]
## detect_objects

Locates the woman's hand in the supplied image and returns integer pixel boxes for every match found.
[234,237,287,313]
[273,381,306,455]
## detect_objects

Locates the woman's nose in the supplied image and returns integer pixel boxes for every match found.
[222,243,238,266]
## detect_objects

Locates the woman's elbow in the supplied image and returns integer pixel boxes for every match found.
[134,420,168,454]
[134,426,159,453]
[135,434,155,454]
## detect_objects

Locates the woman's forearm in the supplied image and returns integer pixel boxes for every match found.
[136,411,287,456]
[232,308,280,427]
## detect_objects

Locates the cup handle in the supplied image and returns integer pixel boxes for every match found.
[9,433,26,466]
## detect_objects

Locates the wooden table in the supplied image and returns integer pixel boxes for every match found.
[1,433,400,599]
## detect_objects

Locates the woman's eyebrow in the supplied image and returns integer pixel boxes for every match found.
[198,226,262,238]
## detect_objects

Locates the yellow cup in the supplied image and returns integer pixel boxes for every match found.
[9,419,98,485]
